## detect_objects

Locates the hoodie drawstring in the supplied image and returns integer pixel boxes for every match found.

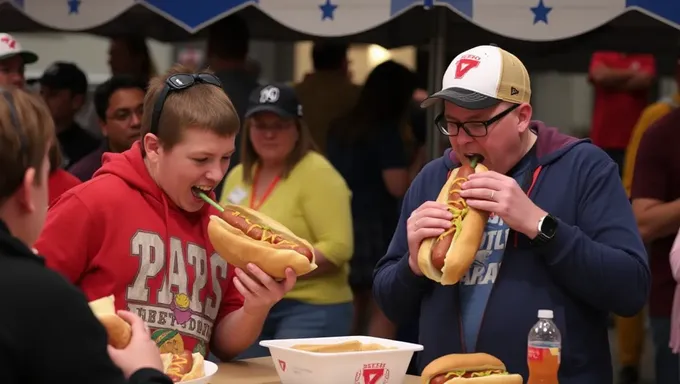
[160,194,171,266]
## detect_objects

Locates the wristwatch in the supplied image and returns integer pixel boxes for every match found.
[531,214,558,245]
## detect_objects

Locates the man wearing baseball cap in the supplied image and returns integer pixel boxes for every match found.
[373,45,649,382]
[0,32,38,88]
[39,61,100,167]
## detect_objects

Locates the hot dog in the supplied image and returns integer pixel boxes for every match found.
[207,204,317,279]
[161,351,205,383]
[417,163,490,285]
[421,353,523,384]
[88,295,132,349]
[220,207,314,260]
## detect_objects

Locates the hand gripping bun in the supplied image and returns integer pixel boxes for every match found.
[417,164,489,285]
[421,353,523,384]
[207,204,317,279]
[88,295,132,349]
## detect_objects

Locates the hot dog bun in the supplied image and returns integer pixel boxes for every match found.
[207,204,317,279]
[417,164,489,285]
[161,352,205,382]
[88,295,132,349]
[421,353,523,384]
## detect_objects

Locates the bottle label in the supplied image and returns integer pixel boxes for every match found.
[527,346,544,361]
[528,346,561,362]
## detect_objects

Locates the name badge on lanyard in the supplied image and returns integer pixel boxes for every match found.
[227,187,248,205]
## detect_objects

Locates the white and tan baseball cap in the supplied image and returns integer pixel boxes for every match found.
[422,45,531,110]
[0,33,38,64]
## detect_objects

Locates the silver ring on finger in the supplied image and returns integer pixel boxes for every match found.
[490,190,495,200]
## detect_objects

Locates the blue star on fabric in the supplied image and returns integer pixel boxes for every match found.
[67,0,81,14]
[530,0,552,24]
[423,0,434,9]
[319,0,338,21]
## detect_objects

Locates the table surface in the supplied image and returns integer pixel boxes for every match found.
[213,357,421,384]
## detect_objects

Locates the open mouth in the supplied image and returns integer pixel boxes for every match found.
[191,185,213,198]
[464,153,485,163]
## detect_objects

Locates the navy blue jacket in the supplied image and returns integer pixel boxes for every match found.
[373,122,650,383]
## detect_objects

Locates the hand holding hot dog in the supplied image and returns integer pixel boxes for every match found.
[460,171,547,239]
[406,201,453,276]
[107,310,164,379]
[234,263,296,317]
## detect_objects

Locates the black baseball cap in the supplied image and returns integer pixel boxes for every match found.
[245,83,302,119]
[39,62,88,95]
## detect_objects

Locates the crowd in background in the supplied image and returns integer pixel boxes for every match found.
[2,12,680,384]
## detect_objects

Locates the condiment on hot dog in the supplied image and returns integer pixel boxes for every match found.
[161,350,206,383]
[417,157,489,285]
[204,196,317,279]
[421,353,523,384]
[220,207,314,260]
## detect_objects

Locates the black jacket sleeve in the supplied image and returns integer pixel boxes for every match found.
[16,269,171,384]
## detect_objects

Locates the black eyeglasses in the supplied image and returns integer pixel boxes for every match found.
[435,104,520,137]
[150,73,223,135]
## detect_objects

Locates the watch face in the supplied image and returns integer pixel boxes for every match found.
[542,215,558,237]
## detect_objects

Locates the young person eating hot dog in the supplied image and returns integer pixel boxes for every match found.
[219,83,354,358]
[34,65,296,361]
[0,86,171,384]
[373,45,650,383]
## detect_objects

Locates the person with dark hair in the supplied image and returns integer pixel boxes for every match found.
[326,60,419,338]
[108,35,157,85]
[311,42,349,71]
[68,75,146,181]
[295,41,360,155]
[39,61,100,167]
[207,14,260,185]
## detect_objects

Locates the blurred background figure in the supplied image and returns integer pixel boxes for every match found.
[295,41,360,155]
[326,60,420,339]
[207,15,260,178]
[47,140,81,205]
[220,83,354,359]
[68,75,146,181]
[0,33,38,89]
[39,62,99,168]
[108,35,157,85]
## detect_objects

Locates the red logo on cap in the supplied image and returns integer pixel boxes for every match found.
[0,35,16,50]
[454,55,481,79]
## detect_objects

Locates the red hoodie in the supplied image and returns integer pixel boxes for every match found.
[48,169,81,205]
[35,142,243,357]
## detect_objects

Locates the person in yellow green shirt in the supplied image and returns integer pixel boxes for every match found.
[622,93,680,197]
[616,62,680,384]
[220,83,354,359]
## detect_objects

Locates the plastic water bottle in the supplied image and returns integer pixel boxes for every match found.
[527,309,561,384]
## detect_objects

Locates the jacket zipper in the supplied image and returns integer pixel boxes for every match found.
[464,165,545,351]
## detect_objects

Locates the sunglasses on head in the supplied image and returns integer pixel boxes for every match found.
[149,73,223,135]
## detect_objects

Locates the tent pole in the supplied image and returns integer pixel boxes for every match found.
[425,7,447,161]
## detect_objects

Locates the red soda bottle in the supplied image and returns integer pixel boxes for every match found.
[527,309,561,384]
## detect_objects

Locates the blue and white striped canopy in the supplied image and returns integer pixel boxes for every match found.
[3,0,680,41]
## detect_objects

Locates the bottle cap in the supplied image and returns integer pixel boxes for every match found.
[538,309,553,319]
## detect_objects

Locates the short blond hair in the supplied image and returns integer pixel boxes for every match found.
[0,87,54,200]
[141,64,240,151]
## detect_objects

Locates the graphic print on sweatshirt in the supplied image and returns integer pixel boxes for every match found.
[125,230,230,356]
[458,214,508,351]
